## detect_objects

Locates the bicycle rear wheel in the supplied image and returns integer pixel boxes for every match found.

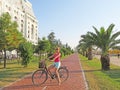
[58,66,69,83]
[32,69,48,86]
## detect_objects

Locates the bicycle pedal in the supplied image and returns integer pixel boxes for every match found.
[51,77,54,79]
[51,74,56,79]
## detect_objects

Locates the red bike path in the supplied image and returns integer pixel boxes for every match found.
[2,53,88,90]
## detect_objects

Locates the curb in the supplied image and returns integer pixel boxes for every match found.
[77,54,89,90]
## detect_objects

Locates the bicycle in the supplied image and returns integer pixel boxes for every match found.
[32,59,69,86]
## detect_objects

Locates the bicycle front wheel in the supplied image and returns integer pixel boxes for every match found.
[58,67,69,83]
[32,69,48,86]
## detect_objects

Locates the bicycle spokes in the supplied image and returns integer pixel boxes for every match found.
[58,67,69,83]
[32,70,47,86]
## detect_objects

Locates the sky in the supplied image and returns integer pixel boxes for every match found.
[29,0,120,49]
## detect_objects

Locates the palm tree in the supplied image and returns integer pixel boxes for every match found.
[79,34,93,60]
[77,42,87,56]
[88,24,120,70]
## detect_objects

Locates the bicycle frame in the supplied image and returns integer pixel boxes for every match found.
[41,60,56,79]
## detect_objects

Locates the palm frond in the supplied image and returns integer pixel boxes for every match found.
[110,31,120,41]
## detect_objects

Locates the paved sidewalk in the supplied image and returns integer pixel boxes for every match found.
[2,54,88,90]
[94,55,120,66]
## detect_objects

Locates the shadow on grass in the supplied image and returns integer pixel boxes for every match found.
[69,69,102,74]
[0,68,32,83]
[84,69,101,72]
[102,69,120,83]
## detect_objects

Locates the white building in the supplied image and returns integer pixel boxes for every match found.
[0,0,38,45]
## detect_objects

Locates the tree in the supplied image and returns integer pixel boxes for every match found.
[0,13,25,68]
[47,32,55,43]
[78,34,93,60]
[36,38,50,59]
[19,42,33,67]
[77,42,88,56]
[47,31,73,56]
[88,24,120,70]
[47,32,56,54]
[0,13,11,68]
[6,21,25,49]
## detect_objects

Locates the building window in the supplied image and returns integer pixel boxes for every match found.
[21,24,23,33]
[21,20,24,23]
[6,5,8,8]
[31,25,34,39]
[9,7,11,11]
[14,16,17,21]
[21,24,23,27]
[21,29,23,33]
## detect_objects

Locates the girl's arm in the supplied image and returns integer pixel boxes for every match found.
[54,53,61,60]
[48,54,55,61]
[48,54,54,59]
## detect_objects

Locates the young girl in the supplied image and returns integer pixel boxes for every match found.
[48,47,61,85]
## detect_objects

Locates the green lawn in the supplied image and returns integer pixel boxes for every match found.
[80,55,120,90]
[0,57,39,87]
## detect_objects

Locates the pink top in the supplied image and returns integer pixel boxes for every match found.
[54,52,60,62]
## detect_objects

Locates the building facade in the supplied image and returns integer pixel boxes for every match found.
[0,0,38,45]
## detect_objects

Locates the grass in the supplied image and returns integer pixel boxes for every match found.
[80,55,120,90]
[0,57,39,87]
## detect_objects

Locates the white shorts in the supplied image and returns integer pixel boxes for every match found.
[53,62,61,69]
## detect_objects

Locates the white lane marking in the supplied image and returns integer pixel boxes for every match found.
[42,86,47,90]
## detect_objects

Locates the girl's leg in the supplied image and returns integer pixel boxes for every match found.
[48,65,54,75]
[55,68,61,85]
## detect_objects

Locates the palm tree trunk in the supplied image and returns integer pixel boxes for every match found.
[100,55,110,70]
[88,47,92,60]
[86,51,88,57]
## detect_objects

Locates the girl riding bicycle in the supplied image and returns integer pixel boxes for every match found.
[48,47,61,85]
